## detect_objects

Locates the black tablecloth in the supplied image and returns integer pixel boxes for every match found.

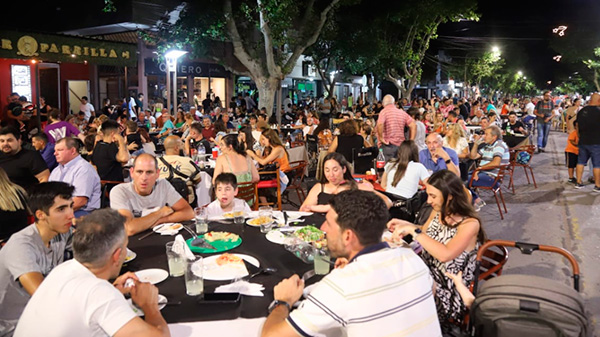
[504,135,528,148]
[124,219,322,323]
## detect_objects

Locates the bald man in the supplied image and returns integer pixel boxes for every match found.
[157,135,201,191]
[110,153,194,236]
[575,93,600,191]
[376,95,416,161]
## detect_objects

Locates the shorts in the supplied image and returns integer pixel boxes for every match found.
[577,144,600,168]
[565,152,578,169]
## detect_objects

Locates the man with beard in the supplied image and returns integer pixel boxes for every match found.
[0,126,49,189]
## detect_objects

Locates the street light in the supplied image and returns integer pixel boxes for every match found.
[165,49,188,114]
[517,71,523,76]
[492,46,500,53]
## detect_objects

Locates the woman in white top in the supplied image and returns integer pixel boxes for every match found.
[381,141,430,199]
[407,107,427,152]
[443,123,469,160]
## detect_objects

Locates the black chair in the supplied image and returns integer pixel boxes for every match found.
[305,134,319,175]
[352,147,378,174]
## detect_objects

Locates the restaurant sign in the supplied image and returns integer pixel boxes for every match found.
[0,31,137,66]
[145,58,229,78]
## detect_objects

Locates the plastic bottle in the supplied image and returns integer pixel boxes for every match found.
[376,148,386,174]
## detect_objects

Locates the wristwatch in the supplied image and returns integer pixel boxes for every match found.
[413,227,422,239]
[268,300,291,313]
[445,158,452,164]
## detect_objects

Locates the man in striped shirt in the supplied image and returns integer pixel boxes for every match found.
[376,95,416,161]
[468,125,510,186]
[261,190,441,337]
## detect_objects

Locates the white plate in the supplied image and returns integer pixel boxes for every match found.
[125,248,136,263]
[128,294,167,316]
[152,223,184,235]
[285,211,313,219]
[266,228,300,245]
[135,269,169,284]
[202,254,260,281]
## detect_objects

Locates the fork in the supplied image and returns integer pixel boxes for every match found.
[301,269,316,282]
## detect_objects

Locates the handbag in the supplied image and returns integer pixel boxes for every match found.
[259,163,278,181]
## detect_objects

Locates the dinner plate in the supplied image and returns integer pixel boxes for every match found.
[202,254,260,281]
[124,248,136,263]
[152,223,184,235]
[266,228,300,245]
[208,211,248,221]
[246,216,275,227]
[186,233,242,254]
[285,211,313,219]
[128,294,167,316]
[135,269,169,284]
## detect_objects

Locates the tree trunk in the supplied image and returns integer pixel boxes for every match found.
[594,69,600,92]
[255,77,281,117]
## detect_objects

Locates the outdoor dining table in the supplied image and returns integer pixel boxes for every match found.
[123,216,326,325]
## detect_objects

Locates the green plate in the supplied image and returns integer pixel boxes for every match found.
[186,235,242,254]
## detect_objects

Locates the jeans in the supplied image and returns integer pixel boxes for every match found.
[537,122,551,149]
[468,172,498,189]
[381,144,399,162]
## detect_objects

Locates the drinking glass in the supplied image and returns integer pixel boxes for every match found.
[165,241,185,277]
[194,207,208,235]
[185,256,204,296]
[258,206,274,233]
[313,246,331,275]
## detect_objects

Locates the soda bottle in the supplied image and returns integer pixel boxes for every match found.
[376,148,386,176]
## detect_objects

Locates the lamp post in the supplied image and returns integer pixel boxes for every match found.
[165,49,188,114]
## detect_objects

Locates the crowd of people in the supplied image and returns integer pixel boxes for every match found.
[0,87,597,336]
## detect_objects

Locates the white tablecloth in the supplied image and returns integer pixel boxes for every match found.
[168,317,265,337]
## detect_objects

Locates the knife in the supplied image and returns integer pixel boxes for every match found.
[283,211,288,226]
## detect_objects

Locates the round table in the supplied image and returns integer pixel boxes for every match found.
[123,218,323,323]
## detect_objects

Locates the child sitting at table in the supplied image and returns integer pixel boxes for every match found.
[565,120,579,184]
[206,173,252,218]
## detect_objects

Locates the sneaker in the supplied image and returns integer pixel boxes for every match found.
[588,177,595,184]
[575,183,584,189]
[567,178,577,184]
[594,186,600,193]
[540,148,545,153]
[474,199,486,212]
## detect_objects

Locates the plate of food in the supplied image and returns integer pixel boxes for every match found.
[266,227,300,245]
[135,269,169,284]
[124,248,137,263]
[128,294,167,316]
[152,223,183,235]
[186,231,242,254]
[294,225,327,248]
[202,253,260,281]
[246,216,275,227]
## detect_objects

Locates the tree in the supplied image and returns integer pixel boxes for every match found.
[150,0,341,116]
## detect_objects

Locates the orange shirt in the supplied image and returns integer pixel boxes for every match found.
[565,130,578,155]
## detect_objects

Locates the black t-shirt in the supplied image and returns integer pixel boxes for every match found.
[459,105,469,120]
[502,121,525,133]
[91,141,124,181]
[126,133,143,153]
[202,99,212,113]
[0,148,48,190]
[576,106,600,145]
[335,134,365,163]
[0,191,28,241]
[190,138,212,154]
[39,105,49,122]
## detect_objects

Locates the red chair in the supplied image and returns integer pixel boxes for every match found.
[255,168,282,211]
[507,145,537,194]
[468,165,509,220]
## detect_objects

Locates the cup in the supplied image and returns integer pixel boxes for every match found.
[313,246,331,275]
[185,256,204,296]
[212,147,219,159]
[194,207,208,235]
[165,241,185,277]
[258,206,274,233]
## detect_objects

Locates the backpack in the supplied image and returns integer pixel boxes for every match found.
[516,151,531,165]
[159,156,200,205]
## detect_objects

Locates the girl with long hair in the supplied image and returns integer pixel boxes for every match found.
[312,116,332,149]
[381,141,430,198]
[388,169,485,329]
[0,167,29,241]
[247,129,291,172]
[213,134,259,185]
[443,123,469,159]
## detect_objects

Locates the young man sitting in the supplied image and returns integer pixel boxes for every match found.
[205,173,252,219]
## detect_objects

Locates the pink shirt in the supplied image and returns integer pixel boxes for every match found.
[376,105,414,147]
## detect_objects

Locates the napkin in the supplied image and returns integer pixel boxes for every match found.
[215,280,265,297]
[173,234,196,260]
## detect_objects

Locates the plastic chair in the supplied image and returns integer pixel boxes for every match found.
[507,145,537,194]
[468,165,509,219]
[283,160,308,207]
[255,168,282,211]
[237,182,258,210]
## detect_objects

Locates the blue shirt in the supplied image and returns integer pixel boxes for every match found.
[160,119,175,135]
[419,147,459,173]
[40,143,57,171]
[49,156,101,212]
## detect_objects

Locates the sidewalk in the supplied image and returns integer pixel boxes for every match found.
[476,130,598,334]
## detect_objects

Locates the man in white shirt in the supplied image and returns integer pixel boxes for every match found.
[79,96,95,121]
[14,209,170,337]
[261,190,441,337]
[525,98,536,116]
